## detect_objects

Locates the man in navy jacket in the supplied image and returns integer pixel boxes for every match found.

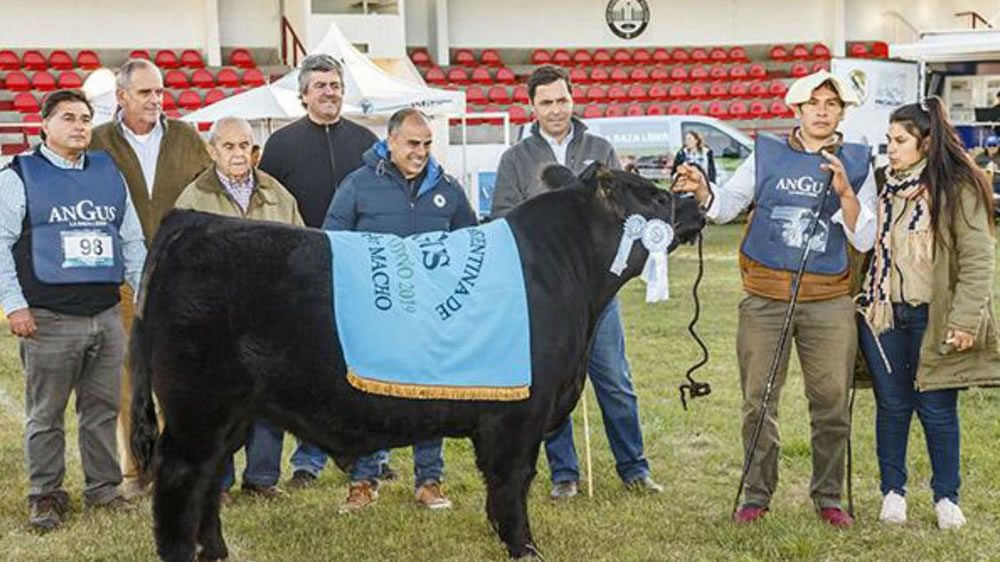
[324,108,476,513]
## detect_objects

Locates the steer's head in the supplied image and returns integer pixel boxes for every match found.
[542,163,705,257]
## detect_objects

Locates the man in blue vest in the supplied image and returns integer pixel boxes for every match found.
[673,70,877,528]
[0,89,147,531]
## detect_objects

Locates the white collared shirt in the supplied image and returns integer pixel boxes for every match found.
[539,123,574,166]
[118,112,164,197]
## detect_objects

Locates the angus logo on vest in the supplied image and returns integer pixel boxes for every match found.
[774,176,826,197]
[605,0,650,40]
[48,200,119,225]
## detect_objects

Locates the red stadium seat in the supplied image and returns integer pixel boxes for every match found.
[31,71,57,91]
[571,85,587,103]
[612,49,631,64]
[552,49,572,66]
[652,48,671,64]
[669,84,689,101]
[13,92,39,113]
[513,85,529,104]
[162,90,177,111]
[454,49,476,67]
[488,85,511,104]
[729,46,749,63]
[230,48,256,68]
[204,88,226,106]
[508,105,530,124]
[649,66,669,82]
[216,68,240,88]
[710,47,728,63]
[749,100,769,118]
[582,104,604,119]
[481,49,503,67]
[22,50,46,70]
[471,66,492,85]
[770,100,792,117]
[791,44,810,60]
[410,49,431,67]
[729,101,748,119]
[648,84,668,101]
[5,71,30,91]
[811,43,831,60]
[465,85,486,104]
[191,69,215,88]
[76,50,100,69]
[729,65,748,80]
[625,103,644,117]
[592,49,612,65]
[670,67,688,82]
[768,80,788,98]
[48,50,73,70]
[687,103,706,116]
[748,63,767,79]
[691,48,709,64]
[495,67,517,84]
[646,104,666,115]
[165,109,182,119]
[572,50,592,66]
[671,48,690,64]
[630,67,650,83]
[165,70,190,89]
[424,66,446,85]
[177,90,202,110]
[609,66,628,83]
[667,103,685,115]
[605,103,625,118]
[608,85,628,102]
[570,67,589,84]
[709,64,728,80]
[242,68,265,87]
[24,113,42,135]
[57,71,82,89]
[130,49,151,60]
[872,41,889,58]
[811,61,829,73]
[155,50,179,69]
[632,49,651,64]
[0,50,20,70]
[446,67,469,85]
[708,101,728,119]
[530,49,551,65]
[749,81,768,98]
[586,86,607,103]
[590,67,610,83]
[1,143,29,156]
[690,66,709,81]
[689,83,709,100]
[769,45,789,61]
[180,49,205,68]
[729,82,749,99]
[709,83,728,99]
[849,43,869,58]
[789,63,810,78]
[627,85,648,102]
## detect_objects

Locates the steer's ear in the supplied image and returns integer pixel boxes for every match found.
[541,164,583,191]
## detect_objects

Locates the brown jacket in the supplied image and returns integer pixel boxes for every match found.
[174,167,304,227]
[90,118,211,247]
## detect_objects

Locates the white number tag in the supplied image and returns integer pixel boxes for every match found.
[61,230,114,268]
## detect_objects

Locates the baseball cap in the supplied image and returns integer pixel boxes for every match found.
[784,70,860,108]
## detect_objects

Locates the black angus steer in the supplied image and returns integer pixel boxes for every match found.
[130,164,704,561]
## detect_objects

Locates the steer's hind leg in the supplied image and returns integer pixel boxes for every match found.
[474,428,542,559]
[196,421,248,561]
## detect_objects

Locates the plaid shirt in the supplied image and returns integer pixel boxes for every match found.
[215,168,255,213]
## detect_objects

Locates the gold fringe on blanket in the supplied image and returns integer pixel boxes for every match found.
[346,370,530,401]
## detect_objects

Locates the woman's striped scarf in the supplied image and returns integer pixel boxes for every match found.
[858,159,932,336]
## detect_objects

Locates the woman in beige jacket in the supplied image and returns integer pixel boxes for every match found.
[857,97,999,530]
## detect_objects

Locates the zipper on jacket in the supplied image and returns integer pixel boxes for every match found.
[324,124,337,187]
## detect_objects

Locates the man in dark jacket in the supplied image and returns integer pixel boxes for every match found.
[324,108,476,513]
[259,54,378,488]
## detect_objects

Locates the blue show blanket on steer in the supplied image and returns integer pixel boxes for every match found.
[326,219,531,401]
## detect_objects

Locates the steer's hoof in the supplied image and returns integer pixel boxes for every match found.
[511,543,546,561]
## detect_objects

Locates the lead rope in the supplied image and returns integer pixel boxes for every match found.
[678,231,712,410]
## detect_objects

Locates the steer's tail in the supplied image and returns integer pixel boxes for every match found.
[129,210,211,479]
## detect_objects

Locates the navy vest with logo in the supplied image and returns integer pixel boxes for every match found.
[740,134,869,276]
[9,149,126,315]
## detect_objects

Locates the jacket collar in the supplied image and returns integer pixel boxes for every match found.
[367,139,443,198]
[530,116,587,143]
[195,167,277,205]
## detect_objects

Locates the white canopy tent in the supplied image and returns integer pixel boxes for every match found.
[890,29,1000,63]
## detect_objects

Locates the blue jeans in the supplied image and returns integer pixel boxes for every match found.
[858,303,960,503]
[290,440,329,477]
[221,419,284,490]
[350,439,445,488]
[544,297,649,484]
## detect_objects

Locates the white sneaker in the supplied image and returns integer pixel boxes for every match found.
[935,498,966,530]
[879,491,907,524]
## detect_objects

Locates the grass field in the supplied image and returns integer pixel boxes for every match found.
[1,223,999,562]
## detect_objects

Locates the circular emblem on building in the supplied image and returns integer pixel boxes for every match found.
[606,0,650,40]
[433,193,447,208]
